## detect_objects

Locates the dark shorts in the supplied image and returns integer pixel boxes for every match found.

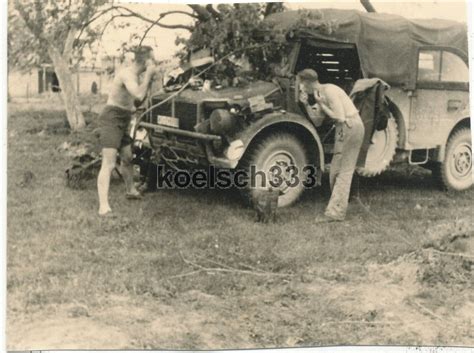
[97,105,133,150]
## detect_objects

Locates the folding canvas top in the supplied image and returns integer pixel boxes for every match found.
[265,9,468,87]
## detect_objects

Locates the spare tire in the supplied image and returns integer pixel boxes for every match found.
[357,117,398,177]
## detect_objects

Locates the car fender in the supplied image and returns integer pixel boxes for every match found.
[436,109,471,162]
[233,111,325,170]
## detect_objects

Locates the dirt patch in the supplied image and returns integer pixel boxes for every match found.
[8,314,131,349]
[302,254,472,345]
[76,292,251,349]
[326,258,437,344]
[7,253,474,349]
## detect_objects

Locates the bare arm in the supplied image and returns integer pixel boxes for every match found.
[121,69,154,102]
[303,102,325,127]
[134,78,155,107]
[299,90,325,127]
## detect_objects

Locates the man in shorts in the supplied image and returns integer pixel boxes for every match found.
[97,46,156,216]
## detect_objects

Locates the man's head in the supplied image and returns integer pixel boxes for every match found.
[133,46,155,72]
[297,69,320,92]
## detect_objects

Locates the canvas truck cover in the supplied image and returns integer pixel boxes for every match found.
[265,9,468,88]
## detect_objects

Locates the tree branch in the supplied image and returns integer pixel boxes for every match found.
[77,6,197,45]
[98,13,135,41]
[264,3,285,18]
[154,22,194,30]
[179,252,295,277]
[110,6,195,31]
[139,21,157,47]
[63,28,77,58]
[76,5,118,43]
[425,248,474,260]
[82,5,117,29]
[160,10,199,19]
[205,4,222,20]
[188,4,211,22]
[264,3,276,18]
[13,0,46,44]
[360,0,377,13]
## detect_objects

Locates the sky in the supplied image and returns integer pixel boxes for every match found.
[94,1,469,63]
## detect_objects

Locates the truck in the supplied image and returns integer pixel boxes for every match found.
[136,8,471,207]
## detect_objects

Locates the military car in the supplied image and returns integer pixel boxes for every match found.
[137,9,471,207]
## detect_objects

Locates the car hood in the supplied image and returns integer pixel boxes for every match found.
[152,80,279,104]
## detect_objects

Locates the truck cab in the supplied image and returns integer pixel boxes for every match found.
[137,9,471,206]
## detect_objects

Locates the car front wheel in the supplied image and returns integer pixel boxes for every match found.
[239,132,310,207]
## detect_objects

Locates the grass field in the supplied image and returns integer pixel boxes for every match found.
[6,102,474,349]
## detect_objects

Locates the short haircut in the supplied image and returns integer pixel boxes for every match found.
[134,46,153,64]
[297,69,319,82]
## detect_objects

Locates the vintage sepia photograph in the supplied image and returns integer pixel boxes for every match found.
[5,0,473,349]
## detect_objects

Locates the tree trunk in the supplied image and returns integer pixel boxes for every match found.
[47,46,86,130]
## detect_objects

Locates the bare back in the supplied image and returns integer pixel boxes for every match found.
[107,67,138,111]
[321,84,359,118]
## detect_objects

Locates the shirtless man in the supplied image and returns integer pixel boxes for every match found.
[298,69,365,222]
[97,46,156,216]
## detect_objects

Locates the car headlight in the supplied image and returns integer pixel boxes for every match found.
[210,109,238,135]
[224,139,245,161]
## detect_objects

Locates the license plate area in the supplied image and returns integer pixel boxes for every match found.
[157,115,179,128]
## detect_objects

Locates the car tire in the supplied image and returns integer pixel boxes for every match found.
[239,132,309,208]
[357,117,398,177]
[433,127,472,191]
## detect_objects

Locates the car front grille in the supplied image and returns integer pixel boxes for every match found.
[151,98,198,131]
[153,99,172,117]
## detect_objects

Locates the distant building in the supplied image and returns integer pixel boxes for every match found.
[8,60,114,99]
[8,52,180,99]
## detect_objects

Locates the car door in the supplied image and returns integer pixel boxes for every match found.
[409,47,469,149]
[271,42,301,115]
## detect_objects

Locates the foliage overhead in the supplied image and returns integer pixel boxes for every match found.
[8,0,108,70]
[175,4,284,76]
[178,4,284,54]
[176,5,338,80]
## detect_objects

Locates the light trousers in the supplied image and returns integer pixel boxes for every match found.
[326,116,365,220]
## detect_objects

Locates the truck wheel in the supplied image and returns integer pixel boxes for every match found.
[433,127,472,191]
[239,132,309,207]
[357,117,398,177]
